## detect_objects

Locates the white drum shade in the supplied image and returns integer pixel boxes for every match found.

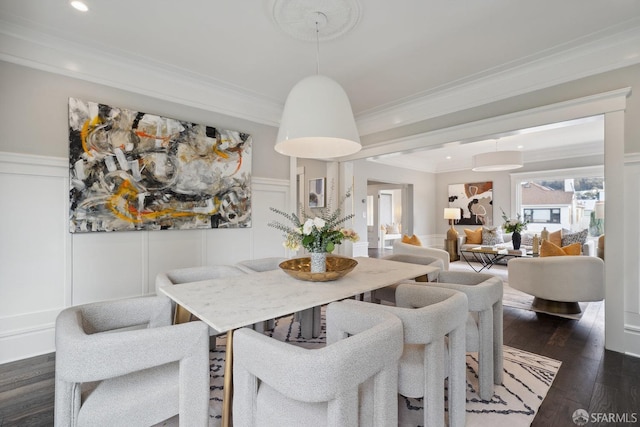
[275,75,361,159]
[472,150,523,172]
[444,208,461,220]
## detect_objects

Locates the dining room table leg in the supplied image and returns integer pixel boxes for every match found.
[222,329,234,427]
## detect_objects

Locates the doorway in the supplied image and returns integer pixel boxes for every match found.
[366,181,412,249]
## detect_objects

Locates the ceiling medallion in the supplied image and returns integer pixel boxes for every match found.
[271,0,362,42]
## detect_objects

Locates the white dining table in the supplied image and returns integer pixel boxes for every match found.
[159,256,440,427]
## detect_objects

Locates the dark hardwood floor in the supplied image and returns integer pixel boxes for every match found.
[1,251,638,426]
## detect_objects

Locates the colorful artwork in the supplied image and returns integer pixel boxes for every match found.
[68,98,251,232]
[448,181,493,226]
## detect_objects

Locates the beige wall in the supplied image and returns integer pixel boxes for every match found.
[0,61,288,179]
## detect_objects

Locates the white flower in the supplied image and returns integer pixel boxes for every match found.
[313,217,326,229]
[303,218,314,235]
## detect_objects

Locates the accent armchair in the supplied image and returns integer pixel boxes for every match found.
[344,284,469,427]
[54,295,210,426]
[428,271,503,400]
[508,255,605,314]
[232,300,404,426]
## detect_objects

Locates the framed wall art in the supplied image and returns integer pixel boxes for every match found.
[448,181,493,226]
[68,98,252,233]
[308,178,326,208]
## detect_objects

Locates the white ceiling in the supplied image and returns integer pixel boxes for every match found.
[368,115,605,173]
[0,0,638,170]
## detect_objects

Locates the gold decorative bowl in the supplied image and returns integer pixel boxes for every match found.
[279,256,358,282]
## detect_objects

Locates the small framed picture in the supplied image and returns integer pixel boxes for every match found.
[308,178,326,208]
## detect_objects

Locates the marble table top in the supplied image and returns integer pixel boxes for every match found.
[159,256,439,333]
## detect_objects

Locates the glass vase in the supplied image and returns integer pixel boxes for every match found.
[310,252,327,273]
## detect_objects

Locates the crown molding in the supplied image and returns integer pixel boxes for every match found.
[343,88,631,163]
[355,22,640,136]
[1,18,639,135]
[0,19,284,127]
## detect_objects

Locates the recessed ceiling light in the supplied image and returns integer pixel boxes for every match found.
[70,1,89,12]
[445,156,452,160]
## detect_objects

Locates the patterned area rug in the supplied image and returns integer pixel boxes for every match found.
[187,308,560,426]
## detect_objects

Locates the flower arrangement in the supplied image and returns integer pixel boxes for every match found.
[500,207,528,233]
[269,190,359,253]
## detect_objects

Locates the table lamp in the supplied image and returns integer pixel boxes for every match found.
[444,208,461,261]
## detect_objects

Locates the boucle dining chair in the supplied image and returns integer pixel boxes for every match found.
[232,300,404,427]
[54,295,210,427]
[428,270,503,400]
[344,284,469,427]
[371,254,445,304]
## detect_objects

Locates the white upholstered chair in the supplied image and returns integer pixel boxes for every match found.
[345,284,469,427]
[54,295,210,426]
[428,271,503,400]
[508,256,605,314]
[371,254,444,304]
[392,240,450,270]
[232,300,404,427]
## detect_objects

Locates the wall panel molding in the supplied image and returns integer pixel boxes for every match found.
[0,151,291,363]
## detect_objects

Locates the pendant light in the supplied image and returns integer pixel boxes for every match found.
[274,9,361,159]
[472,139,523,172]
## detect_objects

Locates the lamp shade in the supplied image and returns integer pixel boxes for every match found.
[275,75,361,159]
[444,208,461,220]
[472,150,523,172]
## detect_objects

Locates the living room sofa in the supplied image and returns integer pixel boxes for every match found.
[457,229,595,256]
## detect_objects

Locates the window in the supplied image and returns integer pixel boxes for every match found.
[511,166,604,236]
[523,208,561,224]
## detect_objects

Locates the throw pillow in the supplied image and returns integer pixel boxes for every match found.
[521,233,534,247]
[539,240,582,257]
[482,226,504,246]
[562,229,588,246]
[390,223,401,234]
[464,228,483,245]
[401,234,422,246]
[549,230,562,247]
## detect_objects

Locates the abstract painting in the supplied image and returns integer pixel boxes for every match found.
[448,181,493,226]
[68,98,252,233]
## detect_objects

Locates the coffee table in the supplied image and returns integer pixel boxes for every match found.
[460,246,533,272]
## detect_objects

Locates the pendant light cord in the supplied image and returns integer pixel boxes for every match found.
[315,17,320,75]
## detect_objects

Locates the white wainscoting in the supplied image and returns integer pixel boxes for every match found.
[0,152,289,363]
[624,154,640,357]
